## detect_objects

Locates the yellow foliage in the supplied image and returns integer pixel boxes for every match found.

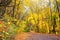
[33,13,38,21]
[16,0,20,5]
[2,0,60,34]
[38,21,43,29]
[57,0,60,4]
[30,19,35,25]
[8,22,11,25]
[52,12,56,16]
[24,0,31,6]
[28,16,33,22]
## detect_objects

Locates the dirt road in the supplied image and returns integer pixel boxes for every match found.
[14,32,60,40]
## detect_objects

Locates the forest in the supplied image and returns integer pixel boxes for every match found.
[0,0,60,40]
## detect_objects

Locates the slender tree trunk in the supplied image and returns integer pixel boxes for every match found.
[55,0,60,18]
[49,0,57,34]
[52,17,56,33]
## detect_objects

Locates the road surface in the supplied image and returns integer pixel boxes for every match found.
[14,32,60,40]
